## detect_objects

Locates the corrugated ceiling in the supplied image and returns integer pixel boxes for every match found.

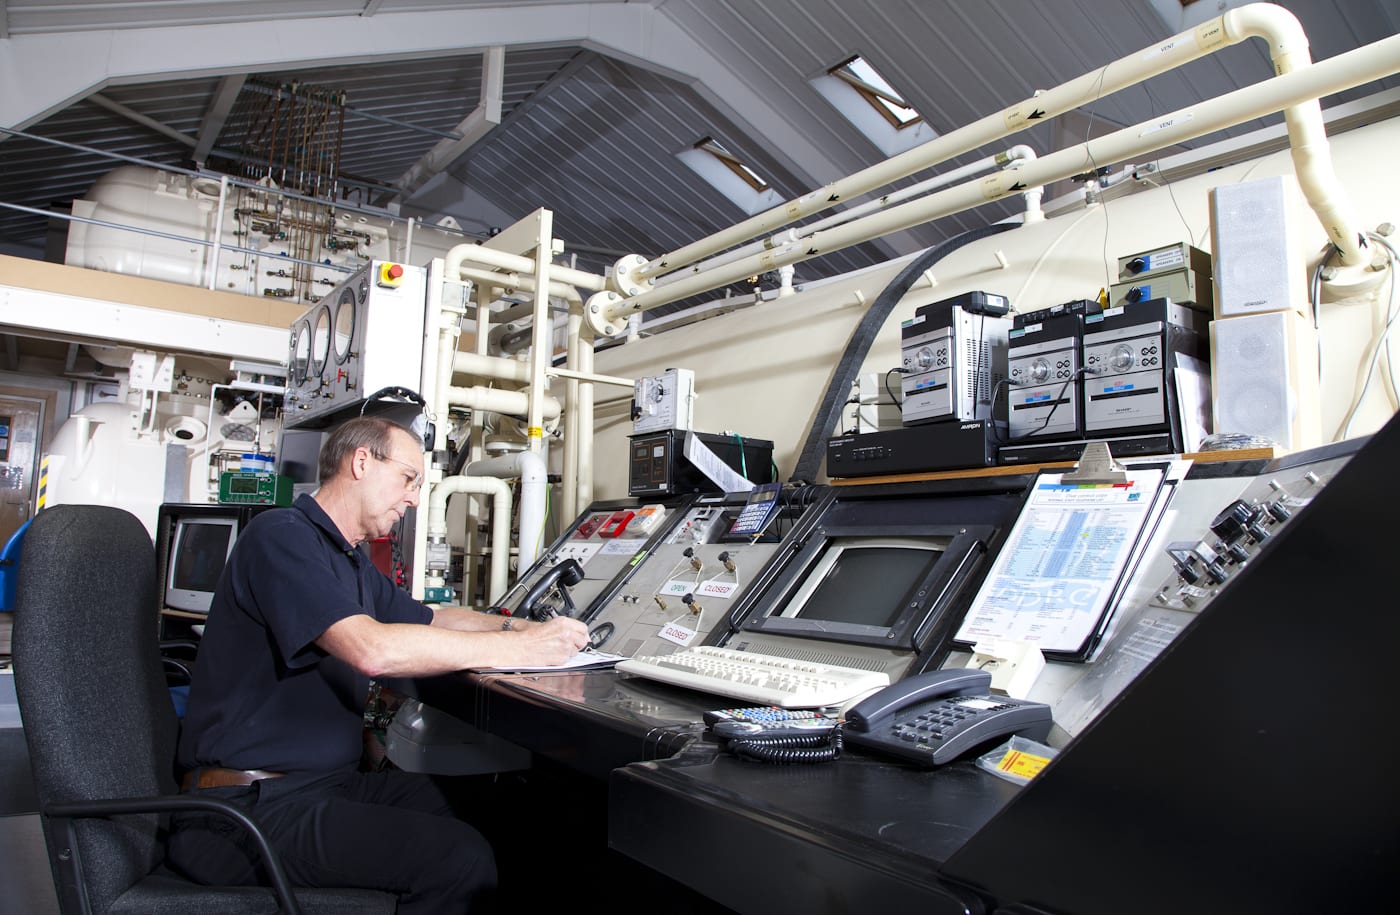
[1,0,1396,321]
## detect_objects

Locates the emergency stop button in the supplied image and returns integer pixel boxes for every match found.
[377,262,405,288]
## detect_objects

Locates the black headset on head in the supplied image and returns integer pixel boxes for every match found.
[360,386,436,453]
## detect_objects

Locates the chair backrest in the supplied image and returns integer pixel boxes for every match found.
[12,504,177,913]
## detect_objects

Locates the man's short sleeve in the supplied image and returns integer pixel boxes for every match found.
[223,511,366,669]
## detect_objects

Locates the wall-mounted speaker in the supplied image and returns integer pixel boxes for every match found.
[1210,310,1320,452]
[1209,175,1308,319]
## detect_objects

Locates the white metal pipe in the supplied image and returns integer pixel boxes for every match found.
[466,450,548,571]
[446,384,562,420]
[444,242,607,292]
[562,310,583,523]
[634,2,1344,281]
[1225,4,1361,264]
[453,350,531,384]
[546,365,635,388]
[576,339,595,511]
[433,306,462,452]
[526,213,555,453]
[654,146,1039,289]
[427,475,512,605]
[208,175,229,290]
[456,264,583,305]
[601,29,1400,323]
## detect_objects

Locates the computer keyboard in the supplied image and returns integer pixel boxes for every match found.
[614,645,891,708]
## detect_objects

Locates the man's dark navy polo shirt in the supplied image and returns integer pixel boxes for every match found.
[177,494,431,775]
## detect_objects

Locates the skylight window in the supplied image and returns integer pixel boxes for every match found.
[677,136,782,215]
[694,137,770,192]
[830,56,922,129]
[811,54,936,156]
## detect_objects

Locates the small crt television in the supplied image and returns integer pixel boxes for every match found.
[157,503,277,615]
[164,514,237,614]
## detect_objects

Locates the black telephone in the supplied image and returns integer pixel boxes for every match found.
[517,558,586,622]
[842,668,1052,767]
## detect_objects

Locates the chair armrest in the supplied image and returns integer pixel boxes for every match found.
[45,794,303,915]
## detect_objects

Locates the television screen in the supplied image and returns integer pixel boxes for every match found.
[790,542,942,629]
[165,517,237,613]
[774,536,948,636]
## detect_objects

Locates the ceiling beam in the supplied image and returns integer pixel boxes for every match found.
[391,46,504,201]
[192,75,246,168]
[86,92,196,149]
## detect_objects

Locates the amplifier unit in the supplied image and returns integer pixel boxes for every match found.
[900,300,1012,426]
[827,420,1002,478]
[1081,298,1207,443]
[1007,311,1085,442]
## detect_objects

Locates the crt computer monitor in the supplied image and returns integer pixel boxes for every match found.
[776,536,949,636]
[164,514,238,614]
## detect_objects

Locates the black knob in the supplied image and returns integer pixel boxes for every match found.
[1210,500,1253,544]
[1126,256,1146,275]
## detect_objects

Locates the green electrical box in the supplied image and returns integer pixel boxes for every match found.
[218,471,293,507]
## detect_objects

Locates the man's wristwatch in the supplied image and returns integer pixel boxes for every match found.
[501,617,514,631]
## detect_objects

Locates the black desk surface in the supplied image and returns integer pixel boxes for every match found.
[404,667,1026,915]
[610,740,1019,915]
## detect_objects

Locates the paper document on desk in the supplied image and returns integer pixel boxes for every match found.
[481,649,626,673]
[954,466,1171,660]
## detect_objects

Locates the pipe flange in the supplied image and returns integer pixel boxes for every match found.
[612,253,653,298]
[585,290,629,337]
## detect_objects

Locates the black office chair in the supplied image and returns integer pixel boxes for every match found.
[11,504,396,914]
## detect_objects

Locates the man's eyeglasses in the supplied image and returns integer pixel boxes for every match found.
[378,455,424,492]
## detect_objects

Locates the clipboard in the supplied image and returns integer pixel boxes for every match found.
[953,444,1176,662]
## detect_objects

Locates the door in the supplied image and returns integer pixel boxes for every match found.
[0,395,45,547]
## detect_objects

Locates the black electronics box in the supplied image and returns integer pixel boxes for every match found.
[997,431,1176,465]
[928,290,1011,317]
[826,419,1001,478]
[629,430,776,496]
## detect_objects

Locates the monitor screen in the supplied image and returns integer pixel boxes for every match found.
[786,540,944,629]
[779,536,948,629]
[165,516,237,613]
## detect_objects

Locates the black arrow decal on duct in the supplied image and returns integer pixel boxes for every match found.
[1028,108,1046,119]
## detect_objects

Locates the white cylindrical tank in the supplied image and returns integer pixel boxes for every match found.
[42,392,268,537]
[42,402,175,538]
[64,165,468,306]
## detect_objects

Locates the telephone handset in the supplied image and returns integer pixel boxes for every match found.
[843,668,1053,767]
[517,558,586,622]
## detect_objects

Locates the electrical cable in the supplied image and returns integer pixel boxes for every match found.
[1338,231,1400,440]
[724,728,844,764]
[788,221,1018,484]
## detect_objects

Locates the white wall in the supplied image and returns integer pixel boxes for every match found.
[590,114,1400,500]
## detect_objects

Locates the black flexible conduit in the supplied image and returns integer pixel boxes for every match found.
[788,222,1020,484]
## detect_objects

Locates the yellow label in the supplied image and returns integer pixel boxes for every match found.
[528,426,544,439]
[997,748,1051,780]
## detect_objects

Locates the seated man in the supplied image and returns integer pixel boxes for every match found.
[170,416,588,912]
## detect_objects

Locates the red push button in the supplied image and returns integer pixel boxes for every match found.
[377,263,405,287]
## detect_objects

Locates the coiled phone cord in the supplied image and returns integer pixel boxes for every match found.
[726,727,844,764]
